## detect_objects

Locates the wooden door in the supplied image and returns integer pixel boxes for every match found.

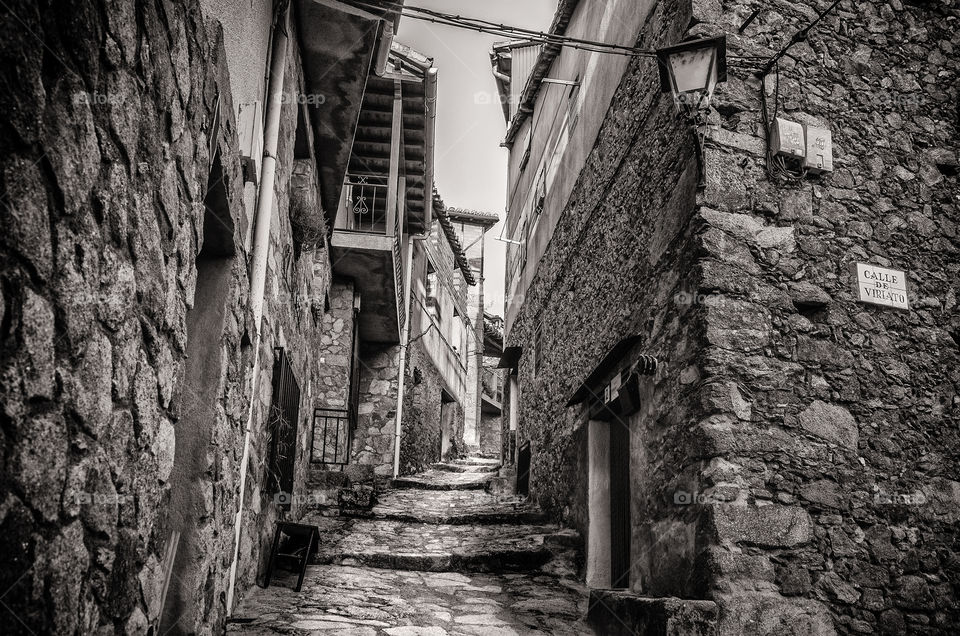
[609,421,631,588]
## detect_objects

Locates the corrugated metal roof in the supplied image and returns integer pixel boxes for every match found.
[502,0,583,146]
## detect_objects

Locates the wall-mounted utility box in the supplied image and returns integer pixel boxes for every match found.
[770,117,805,158]
[803,125,833,173]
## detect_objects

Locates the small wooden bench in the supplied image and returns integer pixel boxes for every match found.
[264,521,319,592]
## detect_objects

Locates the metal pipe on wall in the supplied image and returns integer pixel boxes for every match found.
[392,236,420,479]
[422,67,438,227]
[225,0,291,614]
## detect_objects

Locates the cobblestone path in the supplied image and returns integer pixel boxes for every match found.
[229,457,594,635]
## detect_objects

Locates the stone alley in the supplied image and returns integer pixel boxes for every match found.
[1,0,959,634]
[228,456,594,635]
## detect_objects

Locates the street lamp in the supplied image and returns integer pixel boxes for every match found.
[656,35,727,113]
[656,35,727,189]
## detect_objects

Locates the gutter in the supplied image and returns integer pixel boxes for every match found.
[373,19,395,76]
[423,66,438,227]
[392,236,423,478]
[226,0,291,614]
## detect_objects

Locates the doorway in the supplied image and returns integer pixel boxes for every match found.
[160,153,235,633]
[587,418,631,589]
[609,419,631,588]
[439,390,455,460]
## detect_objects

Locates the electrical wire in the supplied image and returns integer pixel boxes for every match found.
[758,0,844,76]
[759,62,808,183]
[341,0,767,64]
[755,0,847,183]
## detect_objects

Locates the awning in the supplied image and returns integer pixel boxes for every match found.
[566,335,650,407]
[497,345,522,370]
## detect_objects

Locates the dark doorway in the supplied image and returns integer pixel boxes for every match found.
[160,153,235,633]
[347,308,361,439]
[609,420,631,588]
[439,390,455,460]
[516,440,531,496]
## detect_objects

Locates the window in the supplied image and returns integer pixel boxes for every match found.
[567,75,581,133]
[533,168,546,218]
[519,127,532,172]
[426,261,440,320]
[267,348,301,509]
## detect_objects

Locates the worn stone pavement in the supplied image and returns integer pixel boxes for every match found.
[229,457,594,635]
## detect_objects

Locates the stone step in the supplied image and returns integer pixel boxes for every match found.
[457,456,501,466]
[392,469,494,491]
[308,518,573,574]
[587,590,717,636]
[355,489,549,525]
[431,461,501,473]
[228,564,595,635]
[319,546,555,573]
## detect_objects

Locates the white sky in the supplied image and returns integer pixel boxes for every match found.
[396,0,558,318]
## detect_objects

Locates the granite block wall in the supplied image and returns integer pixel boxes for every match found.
[0,1,334,632]
[504,0,959,633]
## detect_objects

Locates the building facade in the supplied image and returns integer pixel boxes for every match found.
[444,208,500,452]
[494,0,959,634]
[0,0,457,634]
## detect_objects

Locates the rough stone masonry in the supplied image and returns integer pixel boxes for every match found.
[502,0,959,634]
[0,0,336,633]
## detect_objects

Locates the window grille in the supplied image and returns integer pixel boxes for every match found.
[267,348,301,509]
[311,408,351,465]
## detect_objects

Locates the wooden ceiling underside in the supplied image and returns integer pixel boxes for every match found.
[350,74,428,234]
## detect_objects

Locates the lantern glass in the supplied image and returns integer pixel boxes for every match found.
[657,36,727,111]
[668,48,717,96]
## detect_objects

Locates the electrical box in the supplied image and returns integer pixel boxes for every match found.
[769,117,805,159]
[803,125,833,173]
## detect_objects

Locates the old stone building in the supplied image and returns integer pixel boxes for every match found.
[444,208,500,453]
[480,313,506,458]
[395,194,477,473]
[0,0,451,633]
[495,0,959,634]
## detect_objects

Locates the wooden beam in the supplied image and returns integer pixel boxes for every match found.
[386,79,402,238]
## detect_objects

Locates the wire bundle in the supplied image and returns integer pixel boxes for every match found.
[338,0,767,66]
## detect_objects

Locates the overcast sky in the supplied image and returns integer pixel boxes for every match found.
[396,0,558,318]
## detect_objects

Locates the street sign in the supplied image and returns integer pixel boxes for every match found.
[852,262,910,310]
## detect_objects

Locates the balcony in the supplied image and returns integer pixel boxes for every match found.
[331,173,404,343]
[481,367,503,414]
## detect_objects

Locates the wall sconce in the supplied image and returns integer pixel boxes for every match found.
[656,35,728,188]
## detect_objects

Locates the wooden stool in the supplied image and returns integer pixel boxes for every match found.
[264,521,319,592]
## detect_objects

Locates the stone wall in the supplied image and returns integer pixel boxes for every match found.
[399,338,447,474]
[504,0,959,634]
[0,1,241,632]
[0,1,336,633]
[478,411,502,458]
[229,17,334,616]
[351,343,400,480]
[692,1,960,632]
[314,280,357,414]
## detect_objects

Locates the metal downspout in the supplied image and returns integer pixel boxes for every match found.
[422,67,438,227]
[392,237,418,479]
[225,1,290,614]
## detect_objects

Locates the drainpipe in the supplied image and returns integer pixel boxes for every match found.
[422,67,438,227]
[225,1,290,614]
[392,237,419,479]
[373,19,394,76]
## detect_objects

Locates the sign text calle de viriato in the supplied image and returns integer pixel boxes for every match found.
[852,262,910,310]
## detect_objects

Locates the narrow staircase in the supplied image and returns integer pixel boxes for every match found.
[229,456,595,635]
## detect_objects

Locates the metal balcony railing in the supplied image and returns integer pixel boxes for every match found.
[339,172,406,333]
[343,173,389,233]
[311,408,352,465]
